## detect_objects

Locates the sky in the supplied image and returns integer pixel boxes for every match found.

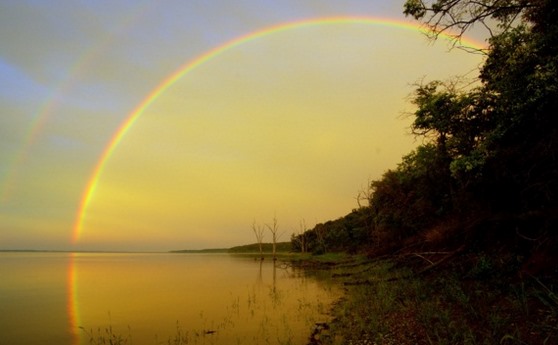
[0,0,487,252]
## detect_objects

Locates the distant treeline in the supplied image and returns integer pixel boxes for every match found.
[227,242,291,254]
[170,242,292,254]
[169,248,229,254]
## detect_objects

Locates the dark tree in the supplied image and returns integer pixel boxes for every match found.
[404,0,538,44]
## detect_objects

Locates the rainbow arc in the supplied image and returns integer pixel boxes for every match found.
[72,15,485,243]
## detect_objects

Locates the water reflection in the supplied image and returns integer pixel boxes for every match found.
[64,253,339,345]
[0,252,75,345]
[67,253,79,345]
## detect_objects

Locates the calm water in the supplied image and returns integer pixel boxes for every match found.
[0,252,340,345]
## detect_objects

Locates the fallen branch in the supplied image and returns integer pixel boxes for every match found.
[415,246,466,275]
[413,253,434,265]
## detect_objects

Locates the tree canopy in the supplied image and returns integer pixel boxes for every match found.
[292,0,557,259]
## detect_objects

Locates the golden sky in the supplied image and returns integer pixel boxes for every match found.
[0,2,486,251]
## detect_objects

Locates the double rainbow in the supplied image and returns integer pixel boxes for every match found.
[0,3,156,205]
[72,15,485,242]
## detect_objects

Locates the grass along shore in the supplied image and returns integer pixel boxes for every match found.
[293,253,558,345]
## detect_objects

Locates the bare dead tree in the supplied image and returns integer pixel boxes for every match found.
[355,177,374,209]
[252,220,265,260]
[292,219,308,253]
[266,216,281,260]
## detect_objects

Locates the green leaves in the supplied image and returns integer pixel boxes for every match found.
[404,0,427,20]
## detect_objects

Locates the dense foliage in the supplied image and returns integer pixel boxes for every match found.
[292,0,558,274]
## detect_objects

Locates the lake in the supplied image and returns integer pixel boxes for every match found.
[0,252,340,345]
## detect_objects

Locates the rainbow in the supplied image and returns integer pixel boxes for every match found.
[72,15,485,242]
[67,253,80,345]
[0,3,156,205]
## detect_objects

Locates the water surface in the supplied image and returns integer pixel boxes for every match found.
[0,252,339,345]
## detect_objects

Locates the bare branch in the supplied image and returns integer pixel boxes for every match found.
[252,220,265,259]
[292,219,308,253]
[404,0,533,51]
[355,177,375,208]
[266,216,280,260]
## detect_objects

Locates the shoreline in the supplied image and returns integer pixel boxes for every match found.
[288,252,558,344]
